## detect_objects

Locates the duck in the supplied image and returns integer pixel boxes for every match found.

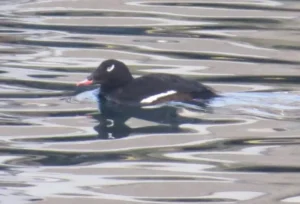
[77,59,217,106]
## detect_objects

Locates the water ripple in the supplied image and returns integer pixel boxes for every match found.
[1,0,300,203]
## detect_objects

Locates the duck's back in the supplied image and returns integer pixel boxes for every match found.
[106,73,216,105]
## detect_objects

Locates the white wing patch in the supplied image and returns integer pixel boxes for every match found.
[141,90,177,104]
[107,64,115,72]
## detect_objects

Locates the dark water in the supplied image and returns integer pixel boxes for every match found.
[1,0,300,203]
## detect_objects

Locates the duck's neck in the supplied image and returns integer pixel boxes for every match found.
[101,76,133,94]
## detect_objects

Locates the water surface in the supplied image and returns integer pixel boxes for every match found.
[1,0,300,203]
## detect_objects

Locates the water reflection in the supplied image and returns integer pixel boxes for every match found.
[1,0,300,203]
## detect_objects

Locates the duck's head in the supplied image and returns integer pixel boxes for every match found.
[77,59,134,91]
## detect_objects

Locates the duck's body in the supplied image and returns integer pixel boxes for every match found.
[77,59,217,106]
[103,73,216,105]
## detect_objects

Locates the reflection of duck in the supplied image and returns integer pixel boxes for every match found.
[77,59,218,139]
[90,102,215,140]
[91,105,183,139]
[77,59,217,105]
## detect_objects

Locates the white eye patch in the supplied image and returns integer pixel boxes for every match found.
[107,64,115,72]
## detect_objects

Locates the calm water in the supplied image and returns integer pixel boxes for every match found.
[1,0,300,203]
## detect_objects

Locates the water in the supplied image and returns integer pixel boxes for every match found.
[1,0,300,203]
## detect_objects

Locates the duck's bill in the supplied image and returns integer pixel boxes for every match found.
[76,79,93,86]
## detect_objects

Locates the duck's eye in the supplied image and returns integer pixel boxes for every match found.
[107,64,115,72]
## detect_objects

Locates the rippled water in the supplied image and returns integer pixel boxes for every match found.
[1,0,300,203]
